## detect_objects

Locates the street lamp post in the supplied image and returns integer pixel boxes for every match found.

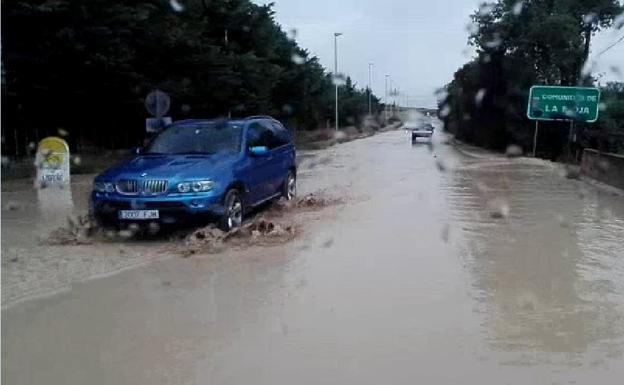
[334,32,343,131]
[384,74,389,123]
[368,63,373,116]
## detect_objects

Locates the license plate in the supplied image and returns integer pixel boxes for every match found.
[118,210,159,220]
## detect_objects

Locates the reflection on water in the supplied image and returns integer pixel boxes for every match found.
[446,156,624,365]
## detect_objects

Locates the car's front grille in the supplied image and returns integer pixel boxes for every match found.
[116,180,139,195]
[144,180,168,195]
[116,179,168,195]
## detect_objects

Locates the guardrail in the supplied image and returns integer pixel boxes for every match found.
[581,149,624,190]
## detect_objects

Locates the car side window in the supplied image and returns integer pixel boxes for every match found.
[246,121,275,149]
[271,121,291,147]
[259,120,282,150]
[246,122,264,148]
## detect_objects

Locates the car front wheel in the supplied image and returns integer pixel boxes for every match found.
[220,189,243,232]
[282,171,296,201]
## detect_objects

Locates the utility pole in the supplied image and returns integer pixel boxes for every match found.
[334,32,343,131]
[368,63,373,116]
[384,74,389,123]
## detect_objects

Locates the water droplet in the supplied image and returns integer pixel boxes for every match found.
[169,0,185,12]
[505,144,523,157]
[322,238,334,248]
[332,131,347,140]
[332,73,346,86]
[72,156,82,165]
[465,22,479,34]
[288,28,298,40]
[57,128,69,137]
[434,88,448,101]
[181,104,191,113]
[5,201,20,211]
[583,12,597,26]
[599,102,607,111]
[478,3,495,16]
[614,12,624,29]
[27,142,36,150]
[484,34,502,49]
[148,222,160,235]
[609,65,622,77]
[598,160,610,171]
[474,89,486,106]
[441,223,450,243]
[282,104,294,115]
[581,60,596,76]
[291,53,305,65]
[482,54,491,63]
[512,1,523,16]
[440,105,451,117]
[1,156,9,166]
[488,198,510,219]
[435,159,447,172]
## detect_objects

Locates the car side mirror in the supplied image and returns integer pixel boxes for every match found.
[131,146,143,155]
[249,146,269,156]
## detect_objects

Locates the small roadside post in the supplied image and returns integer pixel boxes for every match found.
[36,137,71,187]
[526,86,600,157]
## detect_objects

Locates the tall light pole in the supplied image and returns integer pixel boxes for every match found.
[368,63,373,116]
[334,32,343,131]
[384,74,389,123]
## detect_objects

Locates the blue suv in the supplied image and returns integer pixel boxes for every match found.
[91,116,296,231]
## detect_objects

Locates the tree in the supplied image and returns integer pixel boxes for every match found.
[1,0,381,155]
[441,0,623,158]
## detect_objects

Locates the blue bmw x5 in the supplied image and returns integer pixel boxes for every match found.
[91,116,296,231]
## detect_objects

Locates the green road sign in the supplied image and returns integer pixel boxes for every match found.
[527,86,600,123]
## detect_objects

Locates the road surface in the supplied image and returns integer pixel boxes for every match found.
[3,129,624,384]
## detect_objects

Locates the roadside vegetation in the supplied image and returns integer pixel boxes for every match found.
[439,0,624,159]
[1,0,382,157]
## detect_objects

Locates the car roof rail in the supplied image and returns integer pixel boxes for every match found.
[244,115,276,121]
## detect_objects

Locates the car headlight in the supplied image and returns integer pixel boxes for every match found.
[177,180,214,193]
[94,182,115,193]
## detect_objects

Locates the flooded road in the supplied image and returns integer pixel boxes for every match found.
[3,129,624,384]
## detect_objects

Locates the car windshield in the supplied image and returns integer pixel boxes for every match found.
[145,122,242,155]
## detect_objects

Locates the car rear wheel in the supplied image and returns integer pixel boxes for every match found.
[282,171,296,201]
[220,189,243,232]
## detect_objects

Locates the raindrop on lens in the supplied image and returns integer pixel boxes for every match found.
[614,13,624,29]
[583,12,597,26]
[512,1,523,15]
[282,104,294,115]
[474,89,486,106]
[478,3,495,16]
[291,53,305,65]
[332,73,346,86]
[169,0,185,12]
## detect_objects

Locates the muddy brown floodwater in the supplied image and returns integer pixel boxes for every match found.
[3,128,624,384]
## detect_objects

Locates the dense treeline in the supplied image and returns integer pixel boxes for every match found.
[1,0,381,155]
[439,0,624,159]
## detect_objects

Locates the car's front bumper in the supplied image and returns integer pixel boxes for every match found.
[90,192,224,225]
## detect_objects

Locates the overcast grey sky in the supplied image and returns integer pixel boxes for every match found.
[255,0,623,108]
